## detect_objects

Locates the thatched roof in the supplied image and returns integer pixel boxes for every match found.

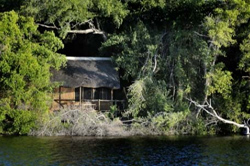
[51,57,120,89]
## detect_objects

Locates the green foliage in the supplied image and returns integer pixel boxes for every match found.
[207,65,233,99]
[127,79,146,117]
[239,34,250,73]
[128,0,166,10]
[95,0,129,26]
[163,29,209,101]
[201,0,250,128]
[21,0,129,37]
[192,119,216,135]
[0,11,66,135]
[128,77,173,118]
[102,21,160,80]
[151,111,188,132]
[102,1,213,134]
[126,76,189,133]
[0,108,36,135]
[1,0,250,135]
[101,0,250,135]
[108,105,118,120]
[204,16,236,48]
[143,78,173,115]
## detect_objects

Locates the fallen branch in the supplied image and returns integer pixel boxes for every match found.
[38,109,80,136]
[187,98,250,135]
[30,107,131,137]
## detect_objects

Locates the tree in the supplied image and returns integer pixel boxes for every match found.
[191,0,250,133]
[102,0,250,134]
[1,0,249,135]
[20,0,129,38]
[0,11,66,134]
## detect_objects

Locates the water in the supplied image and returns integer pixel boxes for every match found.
[0,136,250,166]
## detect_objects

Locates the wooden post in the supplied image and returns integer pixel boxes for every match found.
[98,99,100,111]
[92,88,94,99]
[122,100,125,110]
[82,87,84,102]
[79,86,82,110]
[59,86,62,108]
[111,89,114,106]
[111,89,113,100]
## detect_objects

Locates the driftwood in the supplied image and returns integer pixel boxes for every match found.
[187,98,250,135]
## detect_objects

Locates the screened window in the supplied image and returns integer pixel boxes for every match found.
[75,87,111,100]
[96,88,111,100]
[84,88,92,99]
[94,89,99,99]
[75,87,80,101]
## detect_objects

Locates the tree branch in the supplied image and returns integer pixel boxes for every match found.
[193,31,209,38]
[196,39,217,118]
[37,23,107,38]
[242,76,250,79]
[37,23,60,30]
[187,98,250,134]
[72,19,93,29]
[152,54,157,73]
[67,29,105,35]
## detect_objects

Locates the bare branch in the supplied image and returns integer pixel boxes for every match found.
[197,41,218,118]
[140,52,150,77]
[72,19,93,29]
[152,54,157,73]
[95,18,101,31]
[187,99,215,117]
[37,23,107,38]
[205,120,218,127]
[242,76,250,79]
[67,29,105,35]
[37,23,60,30]
[193,31,209,38]
[187,98,250,134]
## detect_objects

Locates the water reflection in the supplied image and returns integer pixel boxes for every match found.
[0,136,250,165]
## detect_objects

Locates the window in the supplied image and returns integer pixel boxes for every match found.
[96,88,111,100]
[75,87,112,100]
[94,89,99,99]
[84,88,92,99]
[75,87,80,101]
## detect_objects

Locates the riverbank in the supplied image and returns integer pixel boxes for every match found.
[29,108,165,137]
[28,107,220,137]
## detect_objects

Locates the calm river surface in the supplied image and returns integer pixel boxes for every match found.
[0,135,250,166]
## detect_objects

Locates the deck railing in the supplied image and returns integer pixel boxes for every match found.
[84,99,126,111]
[54,99,126,111]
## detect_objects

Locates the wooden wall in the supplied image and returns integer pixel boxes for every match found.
[53,87,75,100]
[51,87,76,111]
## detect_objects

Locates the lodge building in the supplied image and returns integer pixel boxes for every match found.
[51,57,125,111]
